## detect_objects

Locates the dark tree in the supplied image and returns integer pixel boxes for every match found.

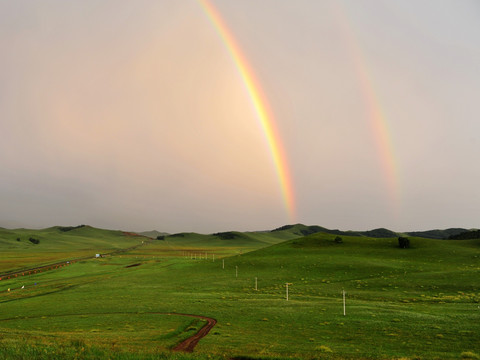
[29,237,40,245]
[156,235,165,240]
[16,238,20,242]
[334,236,343,244]
[398,237,410,249]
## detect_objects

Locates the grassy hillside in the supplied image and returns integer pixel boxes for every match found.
[0,225,144,273]
[0,229,479,359]
[190,233,480,359]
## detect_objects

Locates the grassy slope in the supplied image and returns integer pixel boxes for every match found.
[190,233,480,359]
[0,226,143,273]
[0,231,479,359]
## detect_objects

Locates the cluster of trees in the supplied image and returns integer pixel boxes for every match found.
[448,230,480,240]
[59,225,85,232]
[213,232,239,240]
[169,233,185,238]
[28,237,40,245]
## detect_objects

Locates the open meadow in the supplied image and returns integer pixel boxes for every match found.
[0,225,479,360]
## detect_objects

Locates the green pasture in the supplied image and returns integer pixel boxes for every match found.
[0,227,479,359]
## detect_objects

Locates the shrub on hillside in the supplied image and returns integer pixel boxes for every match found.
[156,235,165,240]
[28,237,40,245]
[334,236,343,244]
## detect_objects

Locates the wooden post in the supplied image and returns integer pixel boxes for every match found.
[222,259,224,269]
[286,283,289,301]
[255,277,258,291]
[213,254,215,262]
[235,266,238,278]
[343,289,346,316]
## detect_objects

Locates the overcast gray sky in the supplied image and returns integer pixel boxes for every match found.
[1,0,479,233]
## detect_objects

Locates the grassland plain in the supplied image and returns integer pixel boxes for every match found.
[0,226,479,360]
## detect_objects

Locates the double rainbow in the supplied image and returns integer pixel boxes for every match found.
[197,0,296,221]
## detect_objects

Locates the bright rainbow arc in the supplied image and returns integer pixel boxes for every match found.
[197,0,296,221]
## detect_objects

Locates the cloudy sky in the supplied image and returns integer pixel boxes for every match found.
[1,0,479,233]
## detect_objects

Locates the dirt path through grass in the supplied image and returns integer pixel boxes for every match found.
[0,311,216,353]
[171,313,217,352]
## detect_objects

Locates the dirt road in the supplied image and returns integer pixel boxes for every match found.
[171,313,217,352]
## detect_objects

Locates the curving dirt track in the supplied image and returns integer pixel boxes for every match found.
[171,313,217,352]
[0,311,216,352]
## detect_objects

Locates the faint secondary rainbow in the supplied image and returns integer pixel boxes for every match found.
[333,2,401,209]
[197,0,296,220]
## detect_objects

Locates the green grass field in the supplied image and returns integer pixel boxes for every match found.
[0,226,479,360]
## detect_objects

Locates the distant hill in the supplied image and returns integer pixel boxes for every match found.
[271,224,396,238]
[115,224,480,242]
[270,224,480,239]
